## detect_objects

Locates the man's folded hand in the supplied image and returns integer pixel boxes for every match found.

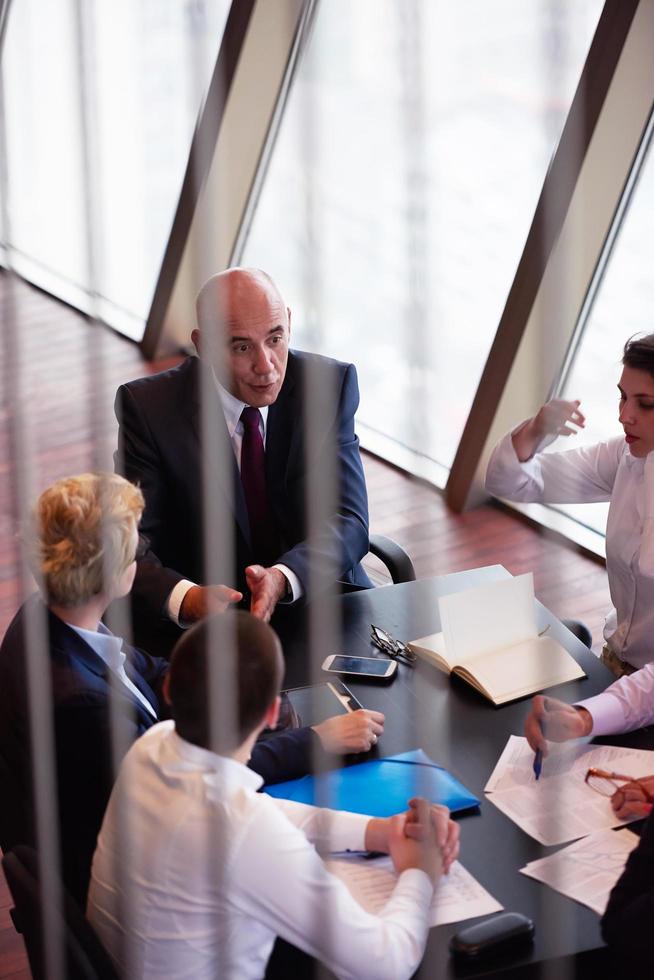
[387,802,442,881]
[405,798,460,874]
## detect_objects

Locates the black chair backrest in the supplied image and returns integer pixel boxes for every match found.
[0,749,32,855]
[2,845,119,980]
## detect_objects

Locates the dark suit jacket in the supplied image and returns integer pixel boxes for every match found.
[601,814,654,966]
[114,351,371,647]
[0,595,167,905]
[0,596,319,904]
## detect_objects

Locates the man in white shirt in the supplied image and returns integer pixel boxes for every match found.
[88,612,459,980]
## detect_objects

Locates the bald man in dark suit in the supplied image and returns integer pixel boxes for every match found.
[115,268,371,650]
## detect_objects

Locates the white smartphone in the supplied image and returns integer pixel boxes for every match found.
[321,654,397,680]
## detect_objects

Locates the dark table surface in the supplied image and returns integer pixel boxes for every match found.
[267,565,654,979]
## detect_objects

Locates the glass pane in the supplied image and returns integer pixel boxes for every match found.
[242,0,604,473]
[1,0,231,339]
[553,125,654,535]
[91,0,231,332]
[3,0,87,290]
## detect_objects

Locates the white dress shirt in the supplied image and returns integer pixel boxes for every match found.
[88,722,433,980]
[167,381,302,625]
[486,427,654,668]
[67,622,156,718]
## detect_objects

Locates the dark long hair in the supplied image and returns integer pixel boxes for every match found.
[623,334,654,377]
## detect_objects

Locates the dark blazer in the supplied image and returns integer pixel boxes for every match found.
[0,596,319,904]
[602,813,654,967]
[114,351,371,647]
[0,595,167,905]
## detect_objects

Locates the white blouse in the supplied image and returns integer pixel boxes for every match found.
[486,427,654,669]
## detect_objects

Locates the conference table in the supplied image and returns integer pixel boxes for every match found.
[266,564,653,979]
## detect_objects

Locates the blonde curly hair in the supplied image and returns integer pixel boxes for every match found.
[29,473,144,607]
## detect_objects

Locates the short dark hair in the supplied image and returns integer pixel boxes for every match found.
[622,334,654,377]
[168,611,284,751]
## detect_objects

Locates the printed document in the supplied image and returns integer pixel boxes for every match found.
[520,828,639,915]
[325,855,502,926]
[485,735,654,845]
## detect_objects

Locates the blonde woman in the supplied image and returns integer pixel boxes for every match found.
[0,473,166,904]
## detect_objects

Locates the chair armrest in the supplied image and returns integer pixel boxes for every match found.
[368,534,416,584]
[9,906,22,934]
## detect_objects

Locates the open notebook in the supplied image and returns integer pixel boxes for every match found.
[408,573,585,705]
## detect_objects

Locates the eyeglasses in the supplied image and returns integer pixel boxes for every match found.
[584,767,654,800]
[134,533,150,562]
[370,625,416,666]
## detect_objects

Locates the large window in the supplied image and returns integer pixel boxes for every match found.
[242,0,603,477]
[1,0,230,339]
[550,118,654,535]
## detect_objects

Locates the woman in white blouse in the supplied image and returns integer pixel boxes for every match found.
[486,334,654,678]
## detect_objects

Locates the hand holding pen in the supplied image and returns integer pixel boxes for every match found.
[525,695,593,766]
[533,748,543,781]
[316,680,385,753]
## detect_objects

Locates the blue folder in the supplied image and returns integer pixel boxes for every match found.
[265,748,480,816]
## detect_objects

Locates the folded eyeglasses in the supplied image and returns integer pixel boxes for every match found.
[369,624,416,666]
[584,767,654,800]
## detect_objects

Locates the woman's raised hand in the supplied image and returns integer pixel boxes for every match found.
[512,399,585,462]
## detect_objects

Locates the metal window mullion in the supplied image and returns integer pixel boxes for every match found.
[445,0,642,512]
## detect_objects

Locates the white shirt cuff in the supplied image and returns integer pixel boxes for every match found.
[270,799,369,852]
[272,564,303,603]
[486,425,536,494]
[396,867,436,899]
[574,693,626,737]
[331,810,370,853]
[167,579,197,627]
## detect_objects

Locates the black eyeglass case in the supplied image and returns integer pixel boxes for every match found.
[450,912,535,960]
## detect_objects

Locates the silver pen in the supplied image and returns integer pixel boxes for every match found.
[327,678,363,712]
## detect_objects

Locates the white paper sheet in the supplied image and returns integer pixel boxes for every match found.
[324,855,503,927]
[485,735,654,845]
[520,828,639,915]
[486,734,596,793]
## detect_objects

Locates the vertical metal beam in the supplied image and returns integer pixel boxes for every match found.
[141,0,256,357]
[0,0,12,53]
[141,0,311,358]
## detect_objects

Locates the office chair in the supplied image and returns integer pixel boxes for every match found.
[369,534,416,583]
[562,619,593,649]
[2,845,119,980]
[339,534,416,593]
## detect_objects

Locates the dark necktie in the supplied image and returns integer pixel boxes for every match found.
[240,407,276,564]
